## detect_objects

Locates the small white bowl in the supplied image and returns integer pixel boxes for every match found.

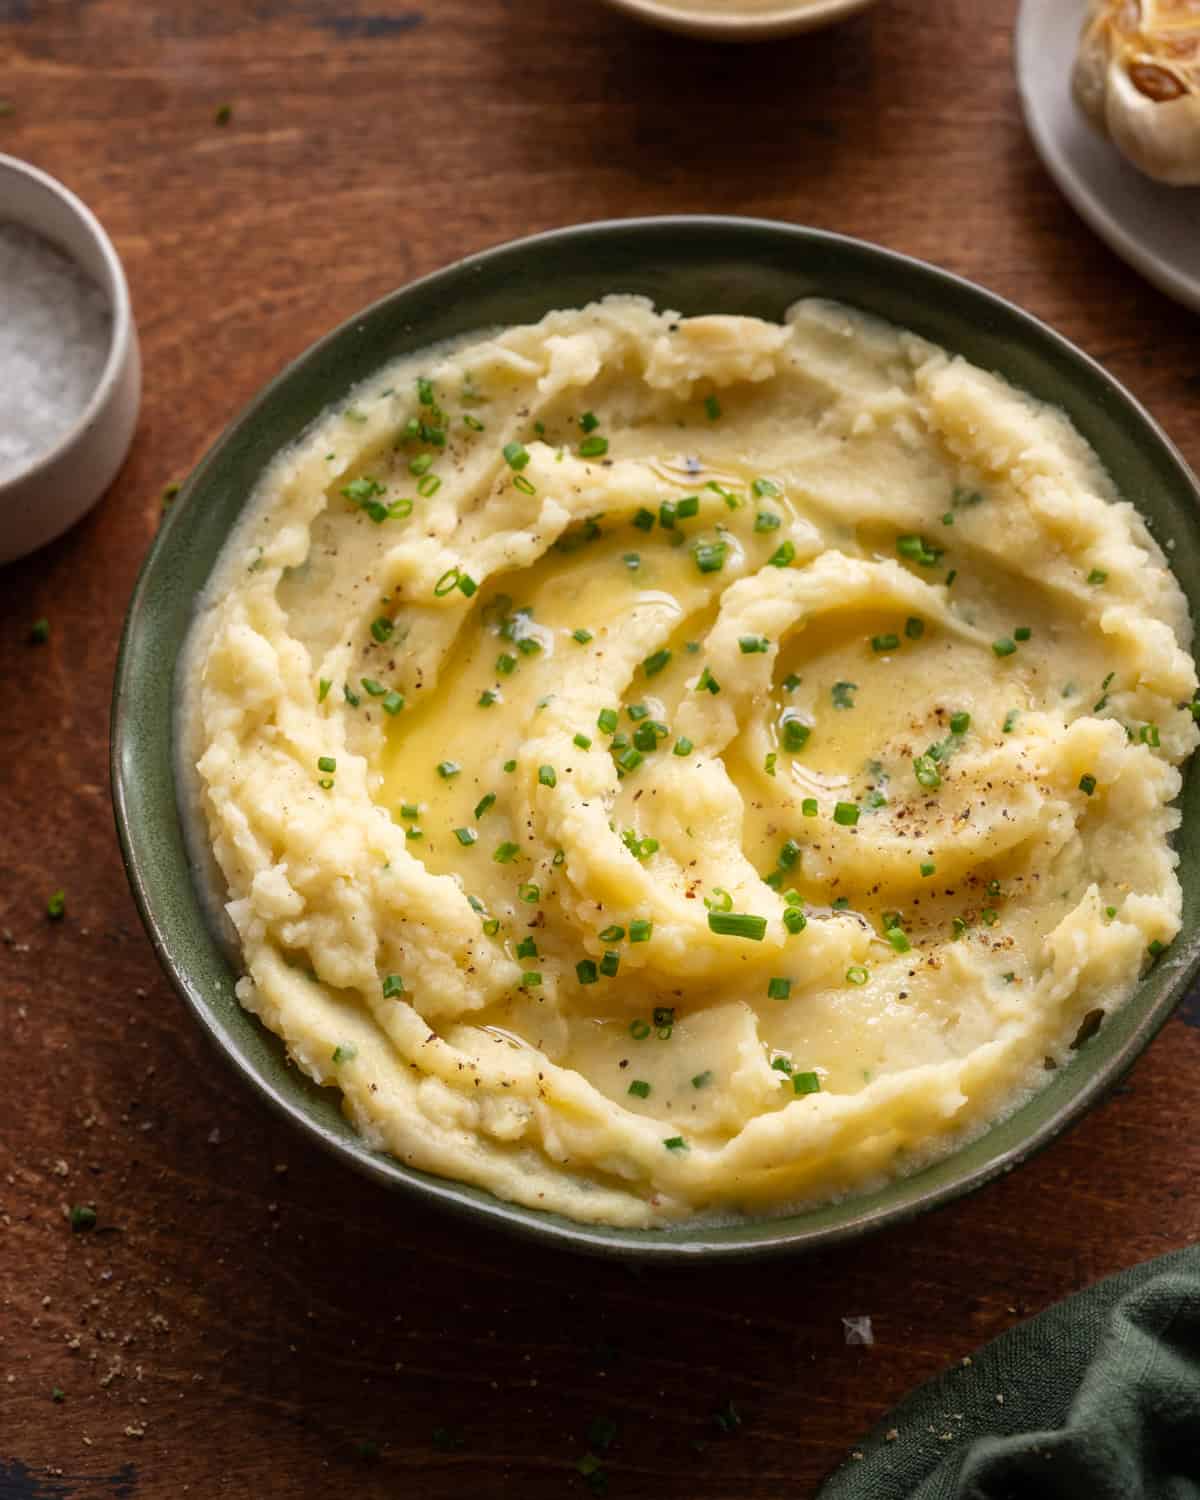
[0,154,140,565]
[599,0,880,41]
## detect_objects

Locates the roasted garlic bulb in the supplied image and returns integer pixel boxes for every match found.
[1073,0,1200,185]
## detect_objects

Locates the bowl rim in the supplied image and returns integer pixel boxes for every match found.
[0,152,136,495]
[600,0,877,37]
[112,213,1200,1260]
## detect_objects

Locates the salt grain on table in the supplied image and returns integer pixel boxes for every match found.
[0,220,111,483]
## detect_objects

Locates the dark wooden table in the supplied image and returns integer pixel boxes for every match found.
[3,1,1198,1495]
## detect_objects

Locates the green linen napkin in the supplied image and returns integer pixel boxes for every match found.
[817,1245,1200,1499]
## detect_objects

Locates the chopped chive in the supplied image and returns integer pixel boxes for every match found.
[1148,939,1167,960]
[572,627,593,644]
[992,637,1017,657]
[68,1204,96,1232]
[767,977,792,1000]
[707,911,767,940]
[457,572,477,597]
[513,474,536,495]
[768,541,795,567]
[1003,709,1019,733]
[478,689,499,707]
[704,394,721,421]
[752,477,780,497]
[663,1136,689,1153]
[643,648,672,677]
[503,441,530,471]
[905,616,925,640]
[579,410,599,433]
[343,684,361,707]
[676,495,700,520]
[778,839,800,870]
[693,540,727,575]
[433,568,461,597]
[792,1071,821,1096]
[832,681,857,710]
[597,708,619,734]
[782,718,810,752]
[871,633,900,653]
[896,534,942,567]
[521,971,542,987]
[754,511,781,533]
[1079,773,1097,795]
[630,1018,651,1040]
[47,889,66,920]
[493,842,520,863]
[576,959,598,985]
[913,754,941,790]
[920,861,936,877]
[623,552,640,571]
[632,508,655,533]
[599,924,625,943]
[580,436,609,458]
[538,765,557,788]
[370,616,394,643]
[436,761,460,780]
[949,711,971,736]
[496,652,517,675]
[691,1070,713,1089]
[739,635,770,654]
[600,949,620,977]
[783,908,807,934]
[1139,724,1161,747]
[801,798,819,819]
[764,751,778,776]
[463,412,485,431]
[886,926,911,954]
[518,881,540,903]
[629,919,652,943]
[845,965,869,985]
[672,736,694,757]
[409,453,433,476]
[628,1079,651,1099]
[318,678,331,702]
[1087,569,1108,586]
[382,690,405,716]
[361,677,387,697]
[503,758,517,772]
[317,756,336,774]
[615,746,643,772]
[697,667,720,695]
[516,936,538,959]
[332,1044,357,1064]
[453,827,477,847]
[382,974,404,997]
[833,801,860,827]
[1014,626,1032,642]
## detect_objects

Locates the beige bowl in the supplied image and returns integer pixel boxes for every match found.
[599,0,881,41]
[0,154,140,565]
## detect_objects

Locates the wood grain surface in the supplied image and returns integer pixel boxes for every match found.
[2,1,1199,1495]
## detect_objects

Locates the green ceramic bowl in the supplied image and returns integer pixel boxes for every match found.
[112,216,1200,1260]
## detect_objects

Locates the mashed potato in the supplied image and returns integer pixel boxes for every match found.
[183,297,1197,1228]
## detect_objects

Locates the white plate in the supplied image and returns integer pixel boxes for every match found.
[1015,0,1200,314]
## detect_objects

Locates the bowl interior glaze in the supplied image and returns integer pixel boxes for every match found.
[112,217,1200,1260]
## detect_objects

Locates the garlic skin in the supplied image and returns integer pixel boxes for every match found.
[1072,0,1200,186]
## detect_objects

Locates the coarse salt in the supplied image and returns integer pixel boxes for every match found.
[0,220,111,483]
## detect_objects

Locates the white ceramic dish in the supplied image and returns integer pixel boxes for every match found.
[599,0,879,43]
[1015,0,1200,315]
[0,154,141,565]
